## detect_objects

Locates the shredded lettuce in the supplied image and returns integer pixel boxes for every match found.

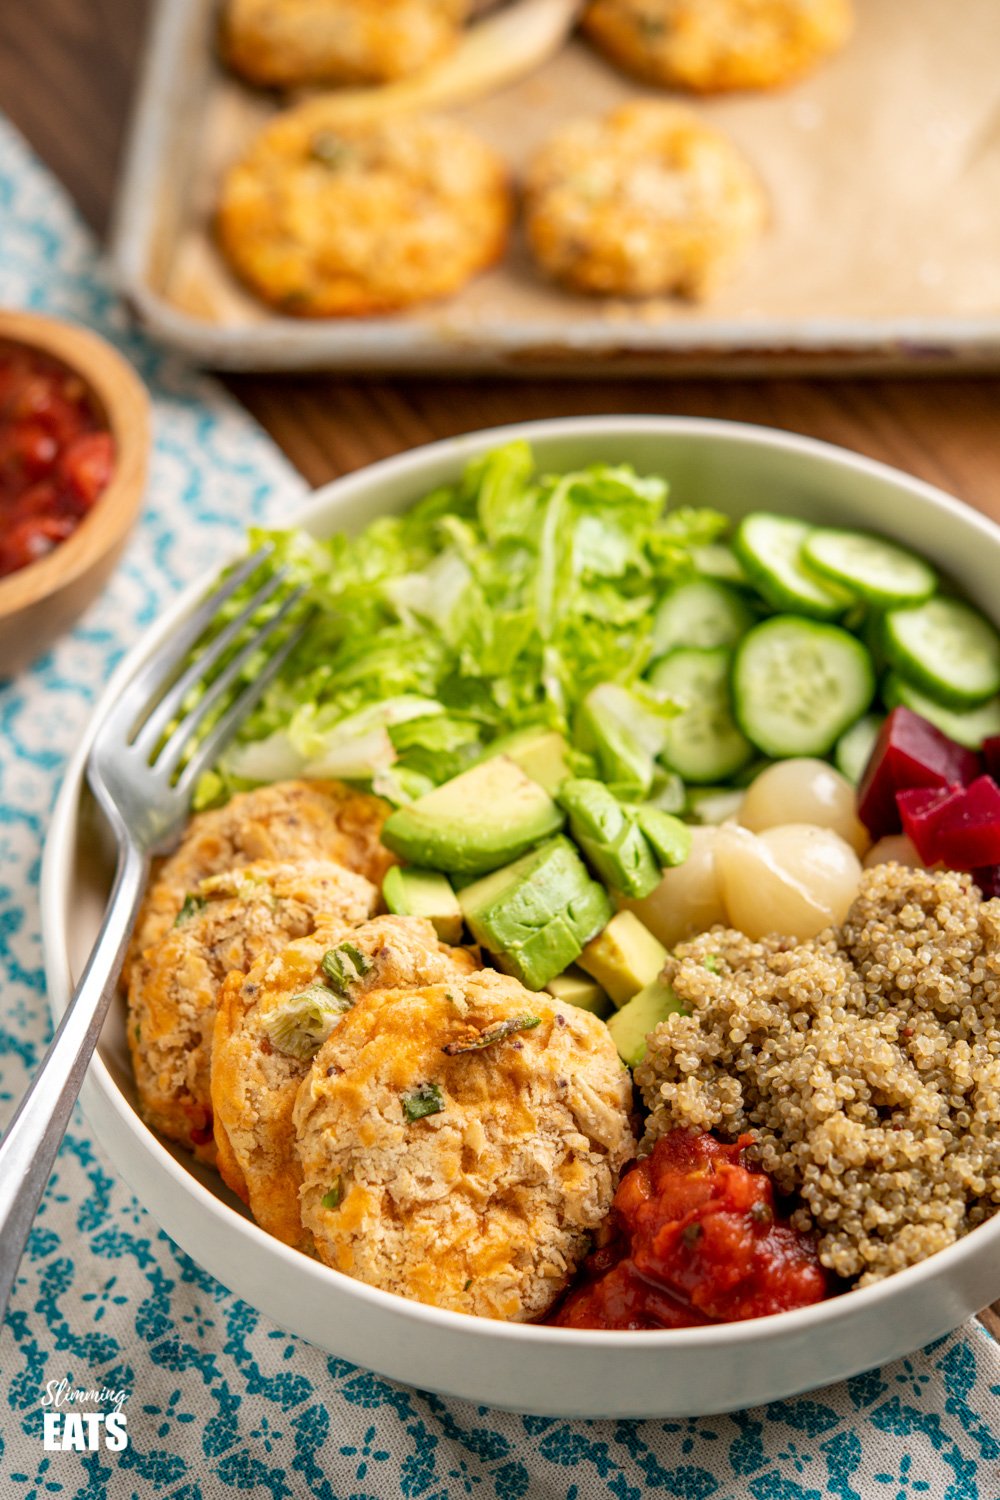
[203,443,729,805]
[575,682,681,800]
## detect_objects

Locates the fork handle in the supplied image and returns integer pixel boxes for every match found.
[0,841,147,1319]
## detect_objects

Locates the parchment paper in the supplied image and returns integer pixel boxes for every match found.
[161,0,1000,343]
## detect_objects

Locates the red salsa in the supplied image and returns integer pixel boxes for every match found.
[549,1130,829,1330]
[0,341,115,579]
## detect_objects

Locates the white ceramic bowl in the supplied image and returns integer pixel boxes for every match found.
[42,417,1000,1418]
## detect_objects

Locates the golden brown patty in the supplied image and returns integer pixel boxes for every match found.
[217,106,512,317]
[127,859,378,1164]
[294,969,635,1320]
[129,778,394,976]
[523,101,766,300]
[211,916,478,1250]
[583,0,853,92]
[221,0,469,88]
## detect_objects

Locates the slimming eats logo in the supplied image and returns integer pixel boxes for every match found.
[40,1379,130,1452]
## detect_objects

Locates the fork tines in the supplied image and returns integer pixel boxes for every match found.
[106,546,309,788]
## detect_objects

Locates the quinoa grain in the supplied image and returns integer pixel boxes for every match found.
[636,865,1000,1284]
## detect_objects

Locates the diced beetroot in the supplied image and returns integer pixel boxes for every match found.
[982,737,1000,782]
[934,777,1000,869]
[898,775,1000,870]
[857,707,981,839]
[896,785,963,864]
[973,866,1000,900]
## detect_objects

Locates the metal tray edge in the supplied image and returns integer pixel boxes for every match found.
[109,0,1000,376]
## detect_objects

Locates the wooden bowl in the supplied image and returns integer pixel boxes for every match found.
[0,311,150,679]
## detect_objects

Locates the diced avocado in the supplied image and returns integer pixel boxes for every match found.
[382,866,464,944]
[545,965,612,1018]
[607,980,685,1068]
[382,755,564,877]
[509,732,573,796]
[481,727,574,796]
[634,808,692,869]
[577,910,668,1009]
[459,836,612,991]
[558,778,660,898]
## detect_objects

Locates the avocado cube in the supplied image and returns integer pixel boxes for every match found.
[545,965,612,1018]
[634,808,692,870]
[607,980,685,1068]
[558,778,660,898]
[382,866,464,944]
[459,836,613,991]
[481,727,574,796]
[381,755,564,877]
[578,910,668,1009]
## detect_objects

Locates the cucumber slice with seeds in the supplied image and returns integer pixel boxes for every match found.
[733,617,876,758]
[652,578,754,657]
[883,597,1000,708]
[884,673,1000,750]
[648,647,753,784]
[803,528,936,608]
[835,713,884,784]
[735,513,852,620]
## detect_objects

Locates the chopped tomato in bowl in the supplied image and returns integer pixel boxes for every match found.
[549,1130,830,1330]
[0,341,115,579]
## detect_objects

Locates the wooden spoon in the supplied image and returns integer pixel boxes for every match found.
[298,0,584,124]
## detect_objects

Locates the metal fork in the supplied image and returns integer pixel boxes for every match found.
[0,547,306,1318]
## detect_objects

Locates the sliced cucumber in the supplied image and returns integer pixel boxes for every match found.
[734,513,852,620]
[691,543,754,590]
[884,673,1000,749]
[733,617,876,758]
[835,713,884,784]
[648,647,753,784]
[883,597,1000,709]
[863,608,889,677]
[652,578,754,657]
[803,528,936,608]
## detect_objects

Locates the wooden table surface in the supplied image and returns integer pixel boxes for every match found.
[3,0,1000,1339]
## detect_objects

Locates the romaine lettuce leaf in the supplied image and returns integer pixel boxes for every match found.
[208,444,728,800]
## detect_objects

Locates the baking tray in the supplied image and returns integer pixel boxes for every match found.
[111,0,1000,375]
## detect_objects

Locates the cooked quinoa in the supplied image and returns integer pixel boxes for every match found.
[636,864,1000,1284]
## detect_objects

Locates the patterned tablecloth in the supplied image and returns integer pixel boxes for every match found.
[1,115,1000,1500]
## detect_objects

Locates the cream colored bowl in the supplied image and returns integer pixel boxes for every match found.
[41,417,1000,1418]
